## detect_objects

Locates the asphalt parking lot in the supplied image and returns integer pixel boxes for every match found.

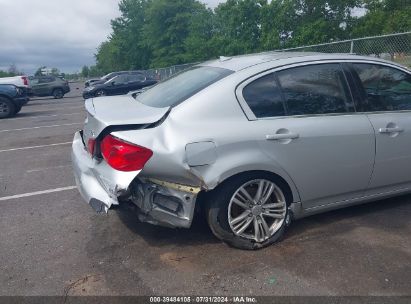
[0,82,410,297]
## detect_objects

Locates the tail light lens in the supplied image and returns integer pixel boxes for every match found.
[22,76,28,86]
[100,134,153,172]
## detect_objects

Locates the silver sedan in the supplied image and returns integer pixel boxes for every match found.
[72,52,411,249]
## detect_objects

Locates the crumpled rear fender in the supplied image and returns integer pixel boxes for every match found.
[72,131,141,212]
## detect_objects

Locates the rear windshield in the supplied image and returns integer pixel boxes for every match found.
[135,66,233,108]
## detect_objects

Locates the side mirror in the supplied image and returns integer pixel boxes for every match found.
[111,81,115,86]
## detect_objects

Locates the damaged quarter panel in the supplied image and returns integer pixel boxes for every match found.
[115,72,301,202]
[172,78,301,202]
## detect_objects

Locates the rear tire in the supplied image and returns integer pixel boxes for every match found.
[206,172,291,250]
[0,97,16,118]
[53,88,64,99]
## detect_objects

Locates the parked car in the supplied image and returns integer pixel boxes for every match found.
[72,53,411,249]
[82,73,157,99]
[0,75,31,98]
[0,84,29,118]
[84,71,146,87]
[29,76,70,99]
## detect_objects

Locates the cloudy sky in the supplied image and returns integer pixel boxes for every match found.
[0,0,224,75]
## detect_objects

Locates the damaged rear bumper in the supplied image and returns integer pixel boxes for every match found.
[71,131,200,228]
[130,178,200,228]
[72,131,120,213]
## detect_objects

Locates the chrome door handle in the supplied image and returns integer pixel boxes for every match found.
[266,133,299,140]
[379,127,404,134]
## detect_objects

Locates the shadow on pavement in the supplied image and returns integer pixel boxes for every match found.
[115,201,219,248]
[114,193,411,249]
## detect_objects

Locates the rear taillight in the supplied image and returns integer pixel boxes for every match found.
[100,134,153,172]
[87,138,96,155]
[22,76,28,86]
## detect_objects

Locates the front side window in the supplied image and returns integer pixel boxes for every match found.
[108,75,127,84]
[277,64,352,115]
[102,72,116,81]
[353,63,411,111]
[242,73,285,118]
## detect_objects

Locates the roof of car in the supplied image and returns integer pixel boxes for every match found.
[199,51,398,72]
[113,71,145,74]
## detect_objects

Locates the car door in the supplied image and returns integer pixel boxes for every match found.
[44,76,56,95]
[237,62,376,209]
[128,74,146,91]
[351,62,411,194]
[31,77,49,96]
[110,75,129,95]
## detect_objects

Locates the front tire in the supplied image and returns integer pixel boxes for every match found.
[0,97,16,118]
[53,88,64,99]
[95,90,106,97]
[206,173,291,250]
[15,105,22,114]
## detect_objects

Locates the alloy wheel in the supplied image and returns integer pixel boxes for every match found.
[54,89,63,99]
[228,179,287,243]
[96,90,106,97]
[0,100,10,115]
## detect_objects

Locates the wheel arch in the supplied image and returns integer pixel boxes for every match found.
[0,94,13,101]
[52,87,64,93]
[95,88,107,96]
[205,168,301,204]
[0,94,16,118]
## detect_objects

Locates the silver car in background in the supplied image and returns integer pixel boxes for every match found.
[72,52,411,249]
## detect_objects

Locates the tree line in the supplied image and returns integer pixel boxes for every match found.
[93,0,411,74]
[0,64,21,78]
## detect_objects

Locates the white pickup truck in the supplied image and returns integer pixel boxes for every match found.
[0,75,30,88]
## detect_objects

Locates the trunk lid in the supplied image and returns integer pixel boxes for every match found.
[83,95,169,146]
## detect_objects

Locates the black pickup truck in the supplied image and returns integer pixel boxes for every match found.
[0,84,29,118]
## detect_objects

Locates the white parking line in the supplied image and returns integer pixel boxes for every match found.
[1,112,84,122]
[25,106,84,113]
[0,123,82,133]
[26,165,72,173]
[0,142,72,153]
[0,186,77,201]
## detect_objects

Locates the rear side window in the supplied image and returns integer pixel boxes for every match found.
[353,63,411,111]
[136,66,233,108]
[130,74,146,82]
[38,77,53,84]
[111,75,128,84]
[242,73,285,118]
[277,64,352,115]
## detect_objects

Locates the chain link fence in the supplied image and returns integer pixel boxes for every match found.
[149,32,411,81]
[145,63,197,82]
[280,31,411,67]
